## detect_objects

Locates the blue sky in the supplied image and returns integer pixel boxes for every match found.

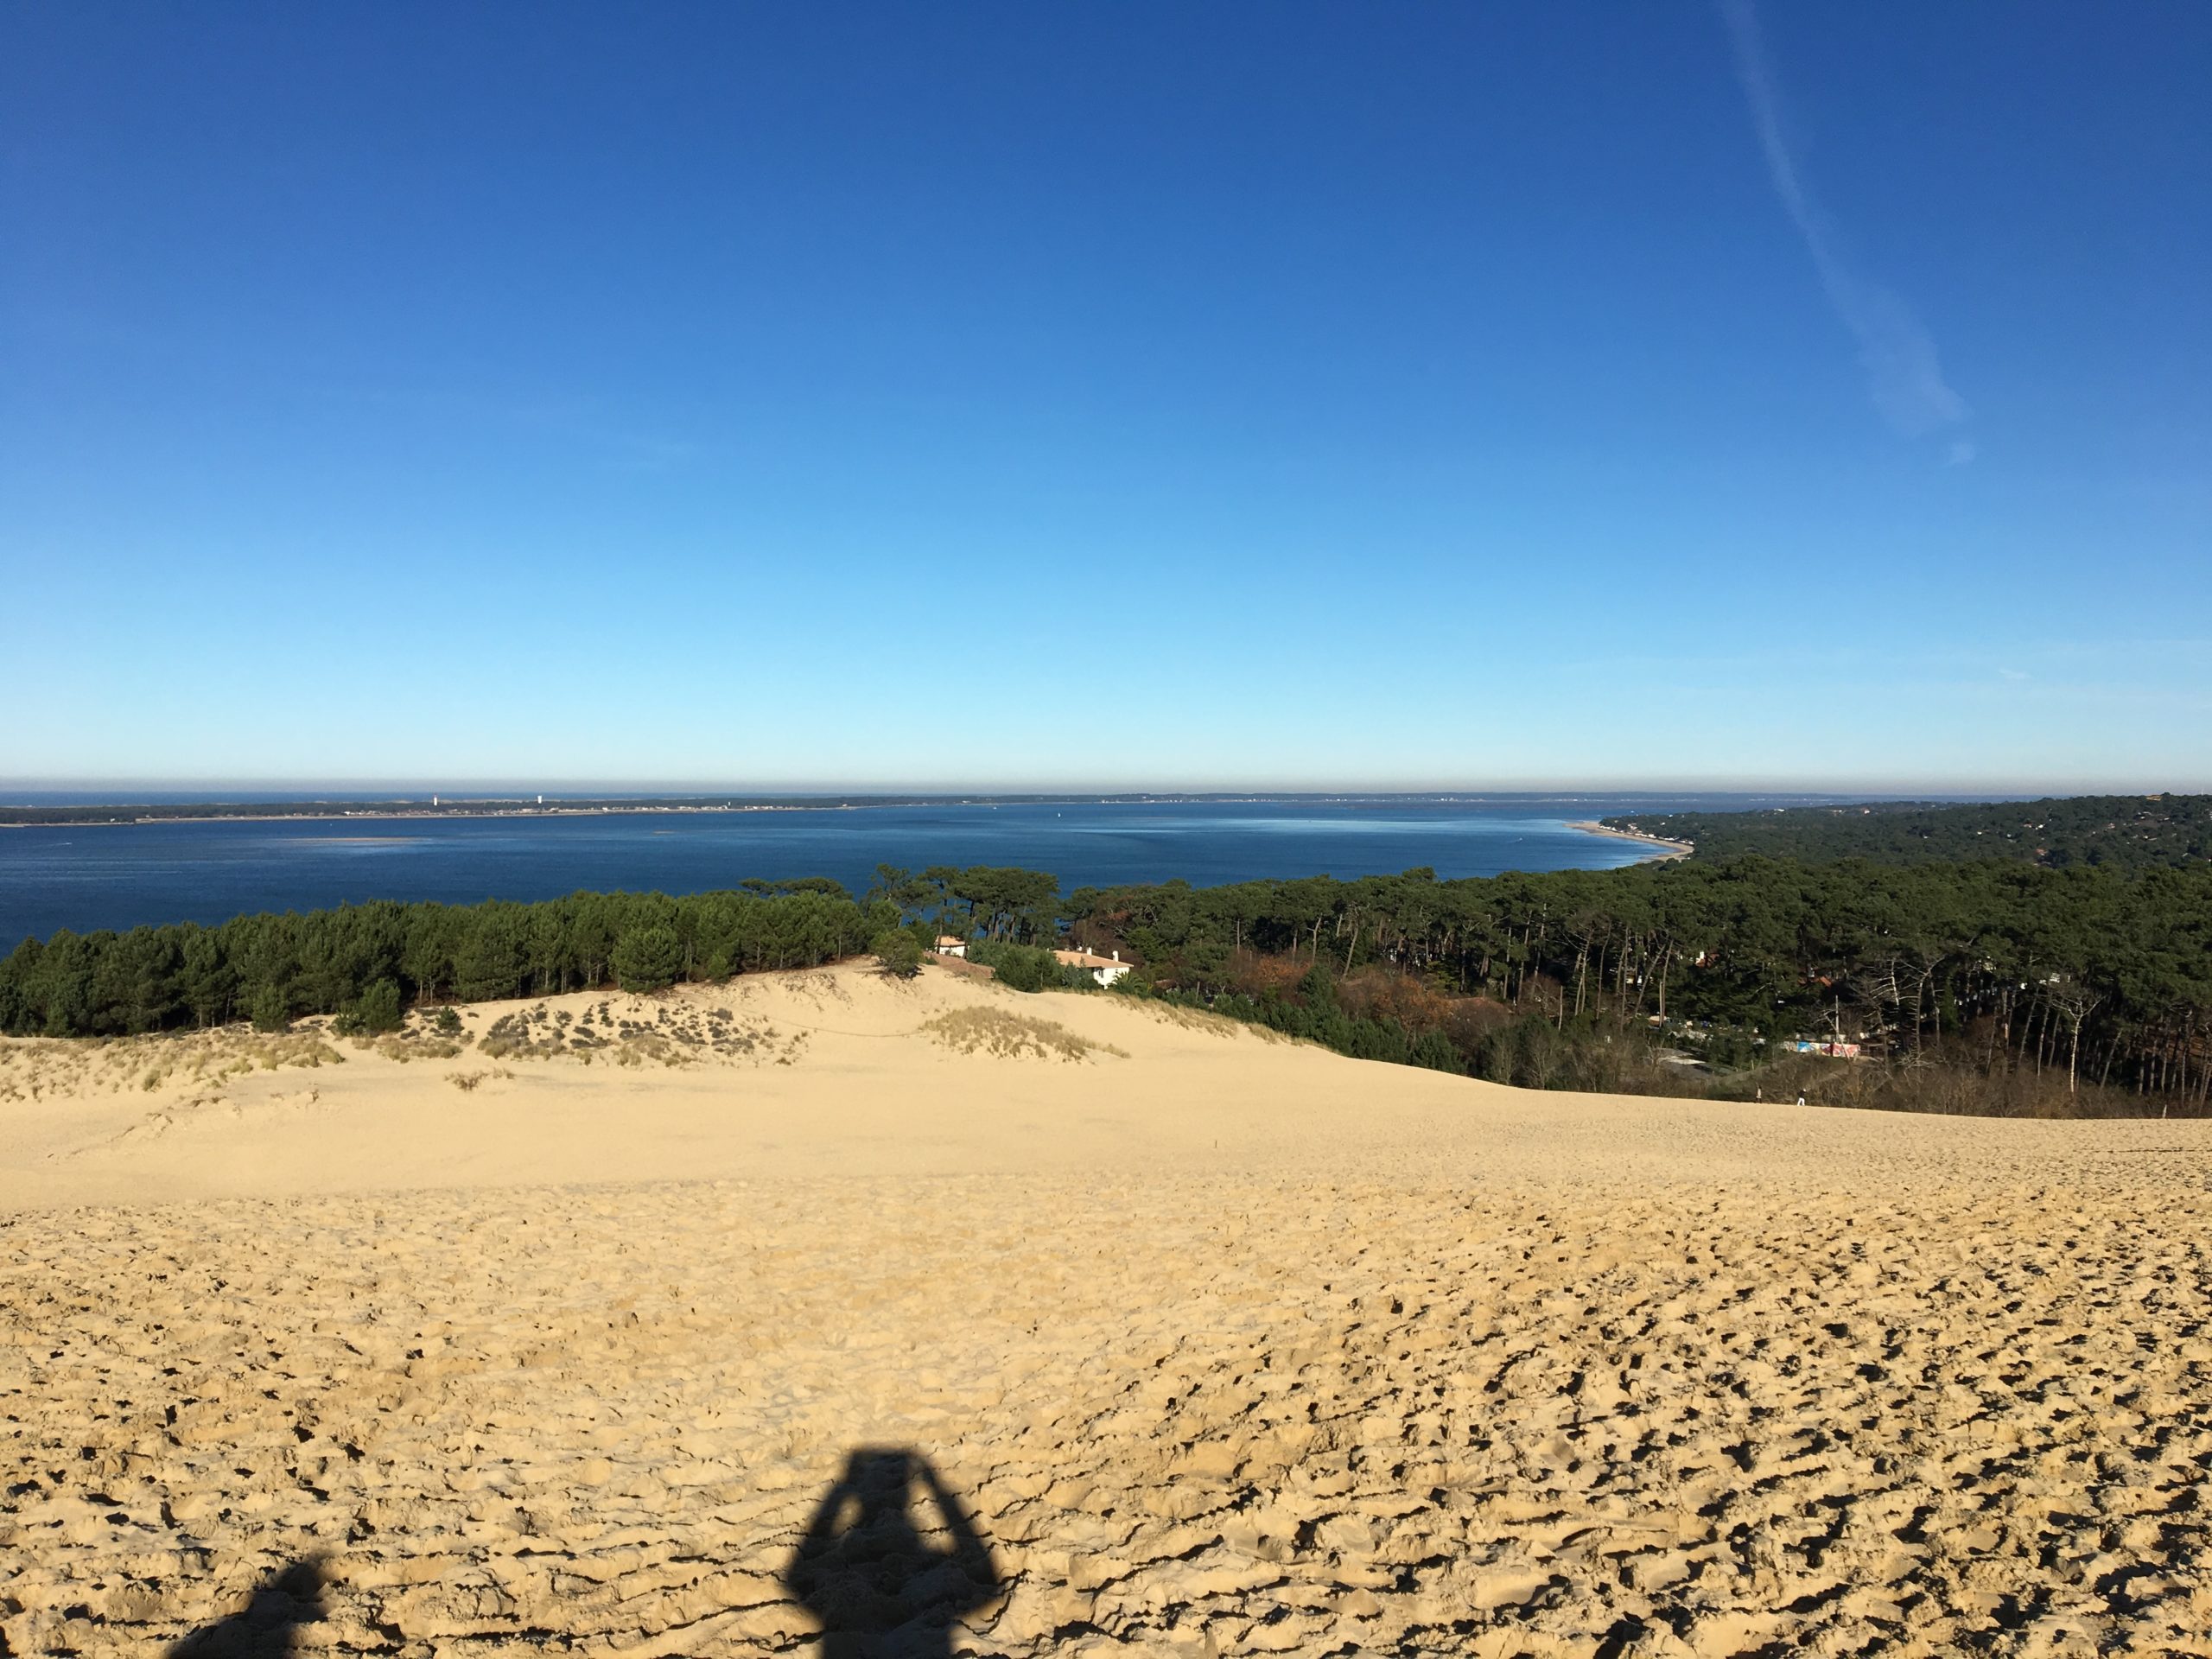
[3,3,2207,791]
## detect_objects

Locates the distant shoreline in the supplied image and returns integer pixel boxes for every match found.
[0,803,836,829]
[3,793,1747,831]
[3,795,1172,829]
[1566,820,1693,861]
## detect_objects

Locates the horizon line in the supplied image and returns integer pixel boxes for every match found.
[3,779,2201,800]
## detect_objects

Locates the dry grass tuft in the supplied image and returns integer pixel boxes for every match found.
[369,1034,465,1062]
[474,1002,798,1069]
[237,1035,346,1072]
[0,1027,347,1102]
[920,1007,1128,1063]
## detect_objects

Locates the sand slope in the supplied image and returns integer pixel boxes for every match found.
[3,962,2209,1656]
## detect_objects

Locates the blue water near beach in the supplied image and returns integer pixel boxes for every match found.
[0,795,1821,943]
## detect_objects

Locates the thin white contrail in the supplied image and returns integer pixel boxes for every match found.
[1719,0,1971,444]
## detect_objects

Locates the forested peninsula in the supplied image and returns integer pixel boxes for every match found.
[1605,793,2211,868]
[6,791,2209,1119]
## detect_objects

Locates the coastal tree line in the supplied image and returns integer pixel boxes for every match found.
[1061,858,2212,1112]
[862,865,1062,945]
[1612,793,2212,869]
[0,885,880,1038]
[5,843,2210,1117]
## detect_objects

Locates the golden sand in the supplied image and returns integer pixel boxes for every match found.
[3,963,2209,1655]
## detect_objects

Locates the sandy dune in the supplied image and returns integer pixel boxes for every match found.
[3,962,2209,1656]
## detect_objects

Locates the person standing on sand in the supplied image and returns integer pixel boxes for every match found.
[1796,1090,1808,1108]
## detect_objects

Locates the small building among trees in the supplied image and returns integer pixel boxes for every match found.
[1053,948,1132,989]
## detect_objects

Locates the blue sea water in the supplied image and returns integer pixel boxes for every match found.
[0,795,1825,944]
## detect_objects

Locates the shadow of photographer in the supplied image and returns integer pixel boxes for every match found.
[166,1558,325,1657]
[783,1446,1002,1658]
[161,1452,1002,1658]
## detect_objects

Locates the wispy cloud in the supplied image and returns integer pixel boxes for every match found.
[331,385,703,475]
[499,397,702,474]
[1719,0,1972,448]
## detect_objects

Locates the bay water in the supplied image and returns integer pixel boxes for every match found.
[0,794,1816,943]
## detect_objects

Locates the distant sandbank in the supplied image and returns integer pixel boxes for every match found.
[1567,818,1692,860]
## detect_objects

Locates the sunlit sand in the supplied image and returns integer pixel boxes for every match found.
[4,962,2207,1654]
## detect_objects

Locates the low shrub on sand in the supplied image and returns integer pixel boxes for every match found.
[920,1007,1127,1063]
[873,929,925,978]
[369,1035,464,1061]
[237,1036,344,1072]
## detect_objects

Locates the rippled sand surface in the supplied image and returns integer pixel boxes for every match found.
[3,963,2209,1656]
